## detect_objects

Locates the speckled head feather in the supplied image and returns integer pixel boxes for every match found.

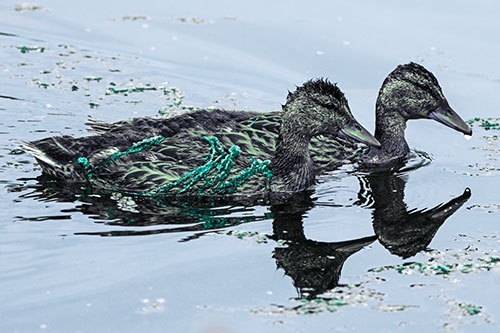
[279,79,355,138]
[286,78,348,107]
[377,62,446,120]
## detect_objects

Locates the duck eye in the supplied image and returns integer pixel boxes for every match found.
[318,100,338,109]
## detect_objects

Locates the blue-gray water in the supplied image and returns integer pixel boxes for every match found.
[1,1,499,332]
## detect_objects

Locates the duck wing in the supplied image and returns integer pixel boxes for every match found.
[22,109,263,181]
[85,109,261,136]
[86,110,360,172]
[79,122,277,196]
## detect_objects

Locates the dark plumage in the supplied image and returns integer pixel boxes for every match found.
[194,63,472,170]
[19,79,379,197]
[359,62,472,167]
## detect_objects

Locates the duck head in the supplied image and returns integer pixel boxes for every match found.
[376,62,472,135]
[281,79,380,146]
[271,79,379,193]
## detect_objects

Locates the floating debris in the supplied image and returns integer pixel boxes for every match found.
[107,85,157,94]
[226,230,269,244]
[176,17,211,24]
[467,203,500,213]
[113,193,139,213]
[467,117,500,130]
[459,303,482,316]
[253,285,384,316]
[36,82,51,88]
[468,128,500,174]
[14,3,42,11]
[17,46,45,53]
[368,253,500,277]
[138,297,165,314]
[434,295,492,330]
[114,16,149,21]
[84,76,103,82]
[373,304,418,312]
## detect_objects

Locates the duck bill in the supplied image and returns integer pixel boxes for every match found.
[338,121,381,147]
[428,101,472,135]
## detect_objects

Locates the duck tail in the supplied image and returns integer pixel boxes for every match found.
[15,140,59,167]
[85,118,113,134]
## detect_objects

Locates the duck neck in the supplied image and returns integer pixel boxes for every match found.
[372,106,410,160]
[271,125,315,193]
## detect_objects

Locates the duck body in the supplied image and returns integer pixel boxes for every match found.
[23,109,282,197]
[21,79,380,198]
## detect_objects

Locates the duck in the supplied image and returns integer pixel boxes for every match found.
[19,79,380,197]
[136,63,468,170]
[354,62,472,168]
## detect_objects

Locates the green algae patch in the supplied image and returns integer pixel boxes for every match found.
[459,303,482,316]
[466,131,500,175]
[14,3,42,11]
[176,17,210,24]
[467,117,500,130]
[254,245,498,318]
[84,76,103,82]
[157,87,191,115]
[17,46,45,53]
[114,16,149,21]
[253,285,385,316]
[432,295,492,330]
[107,85,158,95]
[368,244,500,280]
[373,304,418,312]
[226,230,269,244]
[36,82,51,89]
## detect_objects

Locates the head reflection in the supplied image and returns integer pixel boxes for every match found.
[357,171,471,258]
[269,192,376,299]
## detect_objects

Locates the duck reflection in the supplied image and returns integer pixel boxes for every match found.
[358,171,471,258]
[269,192,376,299]
[17,171,471,297]
[16,177,273,239]
[268,173,470,298]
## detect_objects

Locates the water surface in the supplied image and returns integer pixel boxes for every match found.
[1,1,499,332]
